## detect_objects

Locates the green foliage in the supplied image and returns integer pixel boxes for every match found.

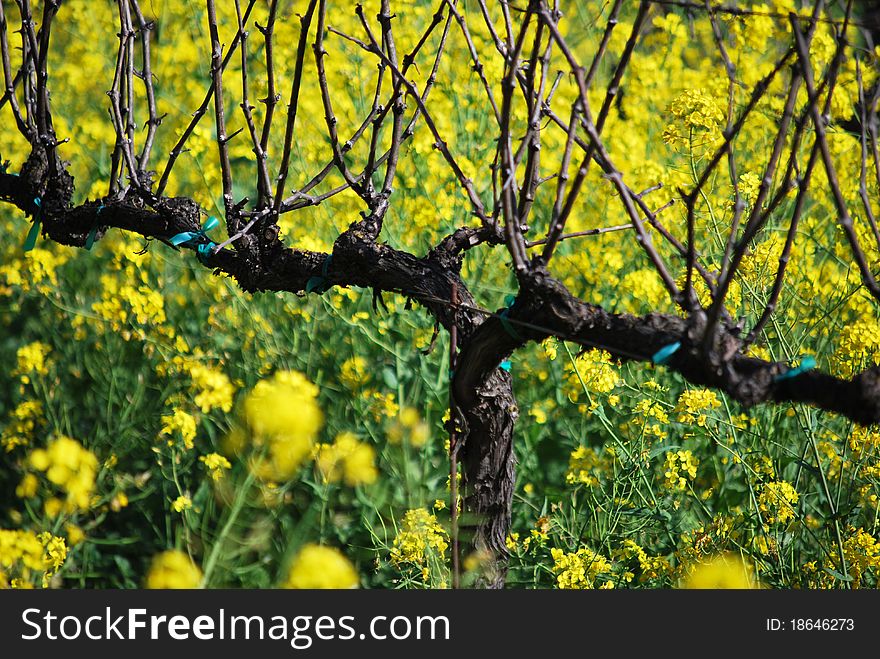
[1,0,879,589]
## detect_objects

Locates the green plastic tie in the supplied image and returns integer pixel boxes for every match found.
[85,205,104,251]
[196,242,216,264]
[774,355,816,383]
[169,215,219,263]
[84,228,98,250]
[306,254,334,294]
[652,341,681,365]
[23,197,41,252]
[499,294,523,341]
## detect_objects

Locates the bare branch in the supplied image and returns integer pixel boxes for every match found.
[790,10,880,300]
[206,0,236,223]
[156,0,257,198]
[0,1,29,138]
[540,0,650,264]
[348,12,490,223]
[233,0,272,208]
[129,0,162,175]
[271,0,320,218]
[256,0,281,192]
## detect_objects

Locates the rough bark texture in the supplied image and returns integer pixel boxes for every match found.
[6,146,880,587]
[2,158,520,586]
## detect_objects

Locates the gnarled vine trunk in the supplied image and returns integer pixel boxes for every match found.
[2,0,880,590]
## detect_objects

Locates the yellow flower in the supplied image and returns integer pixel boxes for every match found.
[739,234,786,291]
[315,432,378,486]
[1,400,44,452]
[367,390,399,421]
[242,370,323,481]
[15,474,38,499]
[339,356,370,390]
[681,554,757,589]
[669,88,724,131]
[541,338,558,360]
[550,547,613,589]
[676,389,721,426]
[39,533,68,574]
[390,509,449,566]
[92,273,166,336]
[565,446,609,487]
[0,529,45,572]
[0,248,68,296]
[199,453,232,481]
[284,544,359,589]
[737,171,762,205]
[145,550,202,589]
[110,492,129,512]
[848,425,880,458]
[44,498,64,518]
[568,349,619,398]
[662,122,684,146]
[160,410,198,450]
[64,524,85,546]
[14,342,52,384]
[758,481,799,525]
[653,12,686,40]
[614,540,672,582]
[171,496,192,513]
[634,399,670,440]
[620,269,670,312]
[387,407,430,447]
[188,363,235,413]
[529,405,548,424]
[838,527,880,588]
[28,436,99,512]
[663,450,699,492]
[0,529,67,588]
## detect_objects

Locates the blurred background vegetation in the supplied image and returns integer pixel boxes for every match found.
[1,0,879,589]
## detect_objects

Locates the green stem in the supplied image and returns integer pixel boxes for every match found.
[200,469,256,587]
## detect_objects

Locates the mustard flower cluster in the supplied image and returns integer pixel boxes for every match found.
[199,453,232,482]
[28,436,99,513]
[681,554,757,589]
[839,528,880,589]
[159,409,198,450]
[386,407,430,447]
[315,432,378,487]
[663,450,699,492]
[613,540,672,583]
[171,496,192,513]
[549,547,613,589]
[284,544,359,589]
[675,389,721,426]
[567,349,619,398]
[0,530,68,588]
[92,273,166,338]
[565,446,609,487]
[390,509,449,567]
[1,400,43,452]
[339,356,370,390]
[188,363,236,414]
[14,342,52,384]
[240,370,323,481]
[145,550,202,589]
[758,481,799,525]
[0,248,69,296]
